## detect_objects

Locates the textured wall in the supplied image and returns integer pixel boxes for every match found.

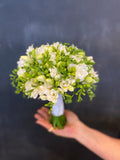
[0,0,120,159]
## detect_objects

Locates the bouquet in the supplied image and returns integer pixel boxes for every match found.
[10,42,99,129]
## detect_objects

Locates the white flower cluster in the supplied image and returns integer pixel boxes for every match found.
[16,42,99,104]
[17,57,26,76]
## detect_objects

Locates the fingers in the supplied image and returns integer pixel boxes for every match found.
[41,106,49,112]
[34,106,52,131]
[36,119,52,130]
[37,107,50,120]
[35,106,50,119]
[34,112,51,130]
[34,107,72,134]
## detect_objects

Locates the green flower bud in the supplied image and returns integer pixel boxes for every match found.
[68,67,76,73]
[71,72,75,76]
[36,54,42,60]
[18,74,25,78]
[57,61,62,67]
[76,79,80,83]
[79,51,85,56]
[68,85,74,92]
[45,63,49,68]
[46,78,54,85]
[33,78,38,83]
[44,70,49,74]
[38,70,42,74]
[73,82,76,86]
[46,73,50,77]
[21,56,32,63]
[85,77,94,83]
[48,46,53,52]
[86,84,90,88]
[55,81,60,86]
[57,61,66,67]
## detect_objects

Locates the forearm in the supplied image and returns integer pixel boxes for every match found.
[74,122,120,160]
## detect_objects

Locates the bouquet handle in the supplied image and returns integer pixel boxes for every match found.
[50,93,66,129]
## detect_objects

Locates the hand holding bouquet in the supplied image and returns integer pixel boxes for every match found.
[10,42,99,129]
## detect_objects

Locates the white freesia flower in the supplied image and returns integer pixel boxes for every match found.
[20,56,32,63]
[52,42,60,49]
[79,64,88,71]
[70,55,82,63]
[42,88,50,96]
[31,85,56,100]
[26,44,34,55]
[39,93,47,100]
[30,88,39,99]
[49,66,58,78]
[37,86,49,100]
[37,75,46,82]
[17,56,33,77]
[17,58,25,68]
[58,44,67,55]
[37,85,50,95]
[44,83,53,89]
[60,79,71,92]
[75,65,88,81]
[17,68,26,77]
[17,57,26,76]
[87,56,94,62]
[44,79,54,89]
[35,45,49,55]
[54,74,61,80]
[57,87,64,94]
[65,52,70,55]
[68,63,88,81]
[76,69,88,81]
[30,85,50,99]
[71,44,78,49]
[37,85,46,92]
[25,79,35,92]
[69,78,76,85]
[89,68,98,78]
[47,89,58,104]
[49,52,56,63]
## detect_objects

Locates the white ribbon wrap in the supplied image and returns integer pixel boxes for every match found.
[52,93,64,116]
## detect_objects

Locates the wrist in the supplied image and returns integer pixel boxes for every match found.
[73,121,89,141]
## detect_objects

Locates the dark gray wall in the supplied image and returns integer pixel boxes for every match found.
[0,0,120,160]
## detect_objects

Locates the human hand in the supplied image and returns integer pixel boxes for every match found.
[34,106,85,139]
